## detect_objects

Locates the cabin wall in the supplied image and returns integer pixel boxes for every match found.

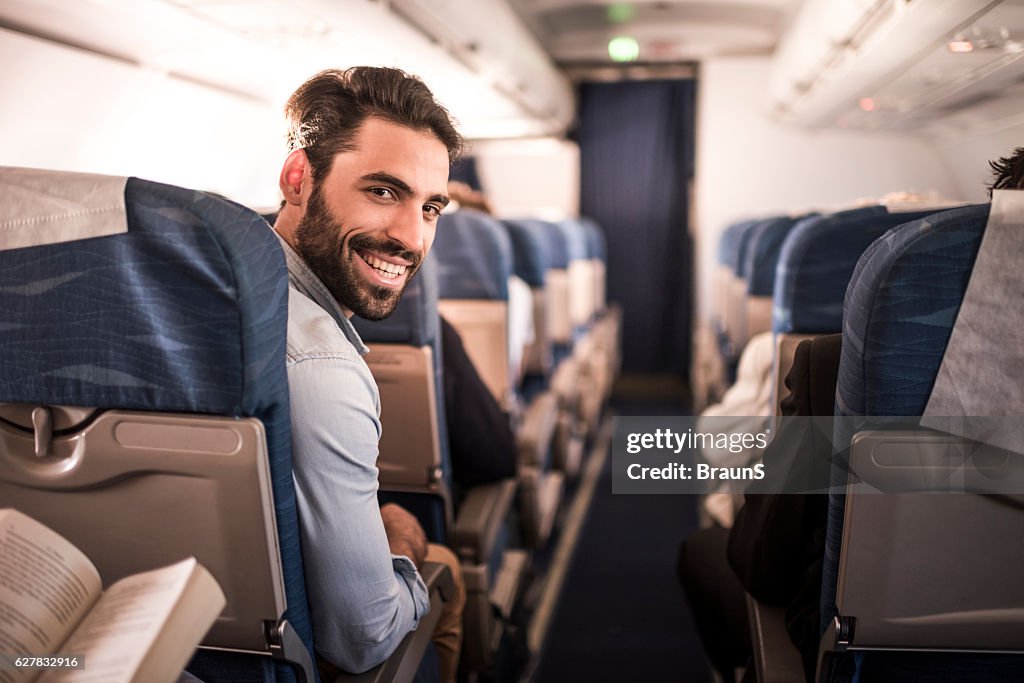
[472,138,580,219]
[0,28,284,207]
[693,56,960,325]
[931,123,1024,203]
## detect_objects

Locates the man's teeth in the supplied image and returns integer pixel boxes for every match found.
[362,253,408,277]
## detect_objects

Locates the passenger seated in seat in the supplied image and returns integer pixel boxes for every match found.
[696,331,773,527]
[679,145,1024,683]
[678,333,840,683]
[270,67,466,680]
[440,315,518,498]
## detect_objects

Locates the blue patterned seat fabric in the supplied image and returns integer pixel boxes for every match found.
[743,215,806,297]
[555,218,589,266]
[351,257,451,542]
[501,218,550,287]
[0,177,314,683]
[434,210,511,300]
[773,205,938,334]
[731,219,763,279]
[580,216,607,263]
[825,203,1020,681]
[717,219,756,270]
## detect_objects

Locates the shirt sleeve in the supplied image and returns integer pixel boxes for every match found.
[287,354,430,673]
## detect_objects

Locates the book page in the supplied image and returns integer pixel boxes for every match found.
[0,509,101,683]
[37,559,198,683]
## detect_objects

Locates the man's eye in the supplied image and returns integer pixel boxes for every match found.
[424,204,441,217]
[369,187,395,199]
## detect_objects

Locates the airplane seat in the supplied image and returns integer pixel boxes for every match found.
[768,205,938,416]
[501,218,555,390]
[433,209,517,410]
[502,218,586,478]
[555,218,595,333]
[351,257,453,542]
[433,210,564,549]
[551,219,605,439]
[0,167,452,683]
[745,205,950,681]
[695,220,754,407]
[724,219,764,360]
[743,215,804,343]
[351,258,528,675]
[533,218,598,471]
[579,217,620,402]
[819,201,1024,681]
[580,216,607,316]
[714,220,755,363]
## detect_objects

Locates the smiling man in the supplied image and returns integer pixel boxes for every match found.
[271,67,465,679]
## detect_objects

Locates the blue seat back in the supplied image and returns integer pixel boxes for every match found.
[717,219,757,271]
[825,203,1015,681]
[773,206,939,334]
[501,218,550,288]
[434,210,511,301]
[743,215,805,297]
[732,219,763,279]
[580,216,607,263]
[555,218,589,265]
[0,176,314,683]
[351,257,451,542]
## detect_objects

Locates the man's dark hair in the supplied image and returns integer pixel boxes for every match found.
[987,147,1024,197]
[284,66,463,183]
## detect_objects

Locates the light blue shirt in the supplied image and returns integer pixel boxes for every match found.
[277,234,429,673]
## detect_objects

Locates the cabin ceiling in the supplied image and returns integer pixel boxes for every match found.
[5,0,1024,138]
[507,0,801,66]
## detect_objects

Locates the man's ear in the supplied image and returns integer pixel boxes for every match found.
[279,149,310,207]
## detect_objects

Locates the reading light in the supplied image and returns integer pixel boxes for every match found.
[948,38,974,53]
[609,36,640,62]
[859,98,876,112]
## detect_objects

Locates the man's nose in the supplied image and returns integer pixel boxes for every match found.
[385,204,426,253]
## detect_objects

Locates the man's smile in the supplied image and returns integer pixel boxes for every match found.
[354,248,412,288]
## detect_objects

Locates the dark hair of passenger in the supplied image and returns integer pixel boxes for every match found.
[987,146,1024,197]
[284,66,464,183]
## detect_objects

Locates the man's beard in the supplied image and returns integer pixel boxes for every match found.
[293,184,421,321]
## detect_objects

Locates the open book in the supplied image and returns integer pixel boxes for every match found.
[0,508,225,683]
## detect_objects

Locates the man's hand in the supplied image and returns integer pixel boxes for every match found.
[380,503,428,570]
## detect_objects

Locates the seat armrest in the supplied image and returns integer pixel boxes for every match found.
[334,562,454,683]
[745,593,804,683]
[452,479,518,565]
[516,391,559,468]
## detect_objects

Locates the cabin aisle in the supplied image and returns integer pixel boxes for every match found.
[532,396,712,682]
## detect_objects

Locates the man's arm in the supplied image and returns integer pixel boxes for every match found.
[288,354,430,674]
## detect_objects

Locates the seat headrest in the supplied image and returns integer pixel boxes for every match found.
[733,218,767,278]
[773,205,937,334]
[433,209,512,300]
[836,203,989,422]
[555,219,588,262]
[717,219,756,268]
[579,217,607,262]
[502,219,550,287]
[0,170,288,418]
[537,220,571,269]
[743,215,806,296]
[351,256,440,347]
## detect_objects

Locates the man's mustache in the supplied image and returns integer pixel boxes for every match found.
[349,233,422,268]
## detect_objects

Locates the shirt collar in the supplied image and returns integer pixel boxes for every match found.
[273,228,370,356]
